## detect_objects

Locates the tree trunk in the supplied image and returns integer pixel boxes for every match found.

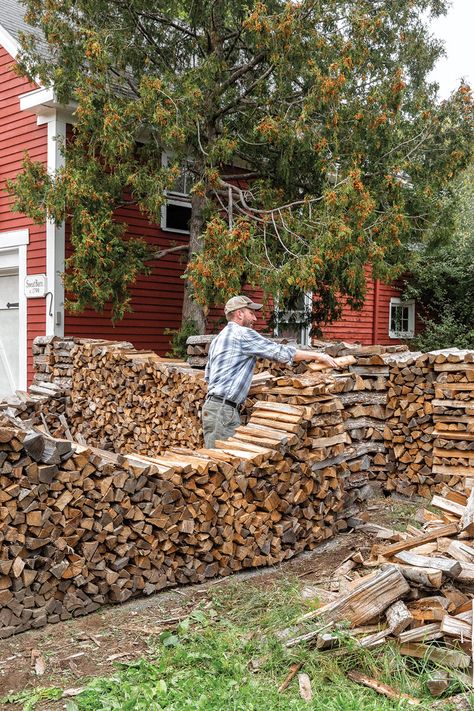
[181,191,206,333]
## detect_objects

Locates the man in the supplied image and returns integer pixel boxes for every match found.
[202,294,339,448]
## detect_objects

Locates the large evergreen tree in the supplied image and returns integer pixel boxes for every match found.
[9,0,474,330]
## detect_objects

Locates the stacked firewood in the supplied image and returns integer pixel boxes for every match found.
[69,343,207,453]
[432,350,474,492]
[383,352,438,497]
[250,369,372,528]
[186,334,216,368]
[316,345,406,486]
[0,381,69,439]
[0,392,349,639]
[281,486,474,698]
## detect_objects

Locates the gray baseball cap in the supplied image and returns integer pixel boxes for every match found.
[224,295,263,316]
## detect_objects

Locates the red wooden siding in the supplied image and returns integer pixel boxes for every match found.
[0,45,47,383]
[206,288,274,335]
[64,192,189,354]
[320,266,414,345]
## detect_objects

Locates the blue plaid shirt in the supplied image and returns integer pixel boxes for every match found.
[205,322,297,404]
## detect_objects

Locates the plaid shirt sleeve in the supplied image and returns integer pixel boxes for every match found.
[240,328,297,364]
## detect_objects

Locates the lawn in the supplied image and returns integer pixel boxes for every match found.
[4,578,470,711]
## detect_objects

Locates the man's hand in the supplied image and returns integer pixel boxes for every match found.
[293,350,340,368]
[312,352,340,369]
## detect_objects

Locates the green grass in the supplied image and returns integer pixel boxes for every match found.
[4,579,473,710]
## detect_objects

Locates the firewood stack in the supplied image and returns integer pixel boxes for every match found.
[68,343,372,527]
[0,395,349,639]
[316,344,406,486]
[69,343,208,453]
[246,369,371,529]
[185,334,216,368]
[0,381,69,440]
[432,349,474,492]
[383,351,438,498]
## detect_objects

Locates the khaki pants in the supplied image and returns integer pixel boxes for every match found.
[201,399,241,449]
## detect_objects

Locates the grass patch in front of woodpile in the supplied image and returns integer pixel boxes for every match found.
[47,579,470,711]
[383,498,423,532]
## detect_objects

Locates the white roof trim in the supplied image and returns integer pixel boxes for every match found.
[0,23,20,59]
[19,86,76,120]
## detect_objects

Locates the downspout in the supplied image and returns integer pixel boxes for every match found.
[372,278,380,345]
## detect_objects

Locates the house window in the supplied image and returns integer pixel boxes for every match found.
[274,292,312,346]
[389,298,415,338]
[161,153,194,234]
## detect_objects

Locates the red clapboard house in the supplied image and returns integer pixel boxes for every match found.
[0,0,418,397]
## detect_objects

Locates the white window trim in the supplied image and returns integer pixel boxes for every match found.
[389,297,415,339]
[161,152,192,234]
[0,229,29,390]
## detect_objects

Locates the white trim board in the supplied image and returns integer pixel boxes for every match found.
[0,24,20,59]
[0,229,29,248]
[45,113,66,336]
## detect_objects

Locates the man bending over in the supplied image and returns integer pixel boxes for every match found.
[202,295,339,448]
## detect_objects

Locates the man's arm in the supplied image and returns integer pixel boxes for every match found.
[293,350,339,368]
[240,329,340,369]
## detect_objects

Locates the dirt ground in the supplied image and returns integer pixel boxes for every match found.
[0,495,419,710]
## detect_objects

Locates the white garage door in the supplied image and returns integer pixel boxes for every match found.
[0,271,19,397]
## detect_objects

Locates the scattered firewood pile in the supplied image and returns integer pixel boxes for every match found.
[281,486,474,697]
[0,380,69,439]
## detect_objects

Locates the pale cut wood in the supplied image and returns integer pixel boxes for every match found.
[297,567,410,627]
[393,550,461,577]
[399,643,471,668]
[460,488,474,535]
[439,614,471,640]
[386,600,414,635]
[398,623,443,644]
[431,495,466,518]
[380,523,459,557]
[387,563,443,588]
[308,355,357,371]
[447,540,474,564]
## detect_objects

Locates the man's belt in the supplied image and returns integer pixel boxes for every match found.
[206,394,240,410]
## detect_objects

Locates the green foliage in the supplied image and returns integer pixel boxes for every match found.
[0,686,63,710]
[165,318,199,359]
[53,580,473,710]
[404,161,474,350]
[9,0,474,325]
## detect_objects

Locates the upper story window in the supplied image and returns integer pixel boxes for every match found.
[161,153,193,234]
[389,297,415,339]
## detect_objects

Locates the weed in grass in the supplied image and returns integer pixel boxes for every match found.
[0,686,63,710]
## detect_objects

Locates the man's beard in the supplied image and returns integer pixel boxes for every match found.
[241,315,255,328]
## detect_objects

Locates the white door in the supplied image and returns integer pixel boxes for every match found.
[0,271,19,397]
